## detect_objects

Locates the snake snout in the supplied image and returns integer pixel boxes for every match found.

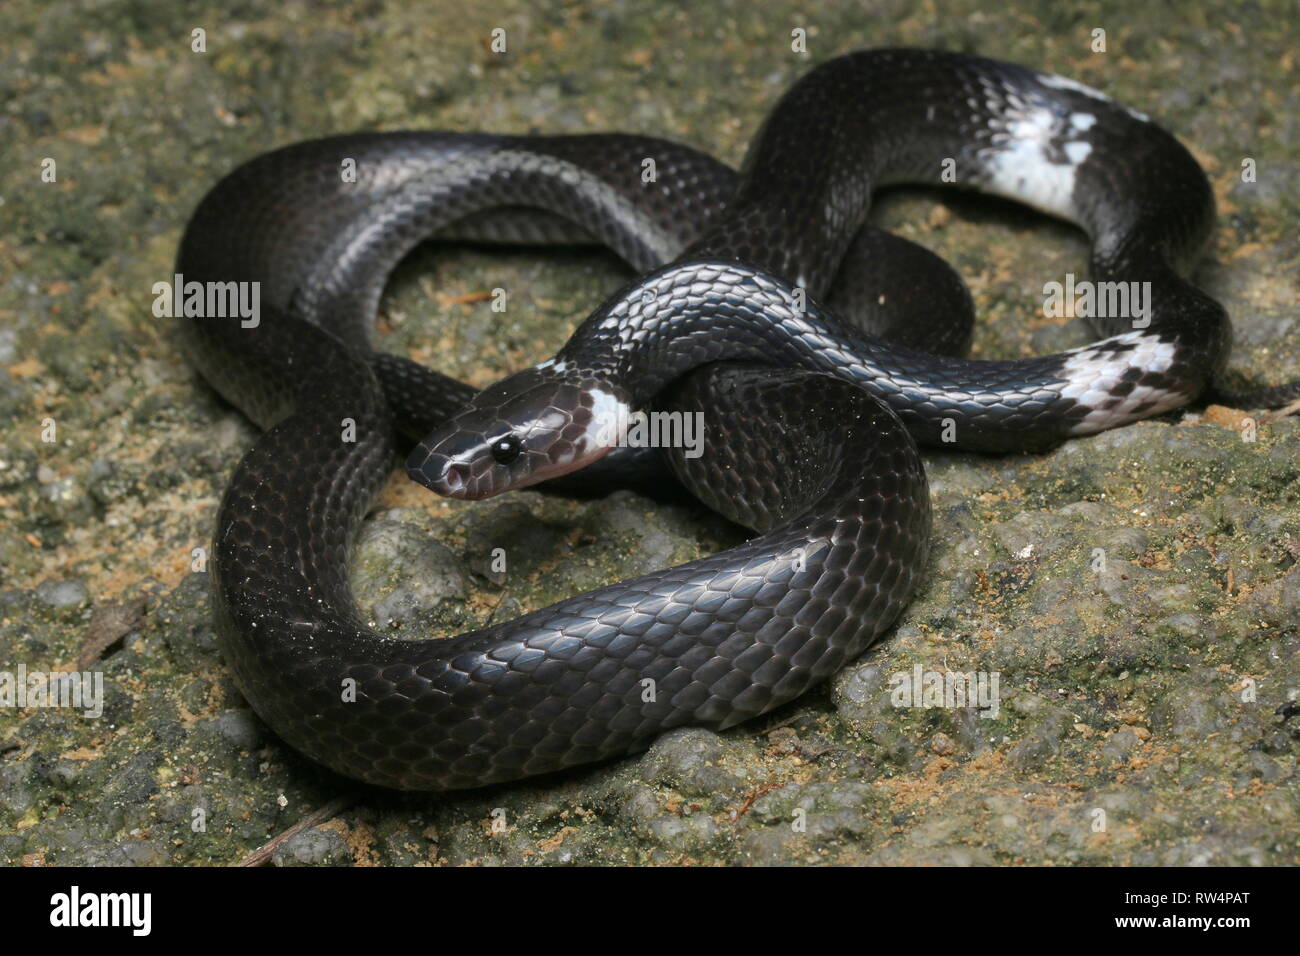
[405,446,478,498]
[404,423,497,499]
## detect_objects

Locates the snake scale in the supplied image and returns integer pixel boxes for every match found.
[177,48,1296,790]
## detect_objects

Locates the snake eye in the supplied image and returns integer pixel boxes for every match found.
[490,434,522,465]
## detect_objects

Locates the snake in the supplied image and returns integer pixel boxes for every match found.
[178,48,1297,791]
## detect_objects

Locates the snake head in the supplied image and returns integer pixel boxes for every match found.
[407,362,632,500]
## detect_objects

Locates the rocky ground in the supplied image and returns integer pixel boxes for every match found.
[1,1,1296,865]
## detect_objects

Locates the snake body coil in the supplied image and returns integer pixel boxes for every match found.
[179,49,1292,790]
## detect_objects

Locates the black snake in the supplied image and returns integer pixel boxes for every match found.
[177,48,1296,790]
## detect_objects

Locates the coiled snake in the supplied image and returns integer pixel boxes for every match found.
[178,49,1296,790]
